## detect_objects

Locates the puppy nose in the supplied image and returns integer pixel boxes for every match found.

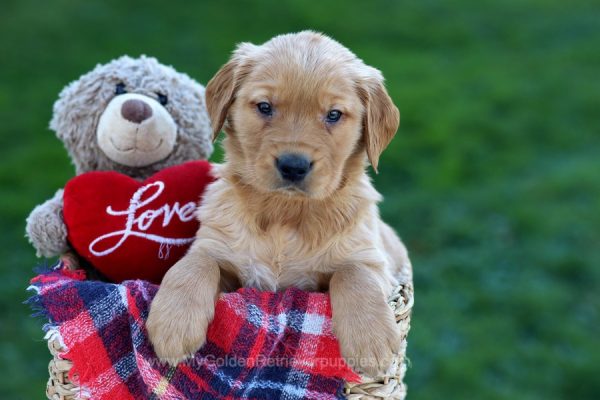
[121,99,153,123]
[276,153,313,183]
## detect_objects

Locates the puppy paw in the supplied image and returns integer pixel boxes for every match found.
[146,287,215,366]
[334,308,400,377]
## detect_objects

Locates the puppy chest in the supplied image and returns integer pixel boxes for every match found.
[233,227,328,291]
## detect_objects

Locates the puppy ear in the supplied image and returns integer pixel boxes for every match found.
[205,43,256,142]
[358,69,400,173]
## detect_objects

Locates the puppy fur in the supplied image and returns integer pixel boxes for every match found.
[147,31,411,376]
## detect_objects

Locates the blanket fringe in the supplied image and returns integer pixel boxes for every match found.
[25,284,53,323]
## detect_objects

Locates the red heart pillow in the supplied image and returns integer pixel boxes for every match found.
[63,161,215,283]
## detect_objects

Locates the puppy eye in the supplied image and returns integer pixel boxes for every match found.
[257,102,273,116]
[157,93,168,106]
[115,83,127,95]
[325,109,342,123]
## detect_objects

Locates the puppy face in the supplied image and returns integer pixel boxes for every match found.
[229,58,364,199]
[206,31,400,199]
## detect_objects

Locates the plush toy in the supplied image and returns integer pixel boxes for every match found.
[26,56,215,283]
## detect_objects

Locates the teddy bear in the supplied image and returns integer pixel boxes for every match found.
[26,55,215,282]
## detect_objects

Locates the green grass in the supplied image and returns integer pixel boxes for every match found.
[1,0,599,398]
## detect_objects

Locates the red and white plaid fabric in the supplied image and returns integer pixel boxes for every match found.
[29,265,360,399]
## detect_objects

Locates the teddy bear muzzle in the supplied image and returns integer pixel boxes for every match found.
[97,93,177,167]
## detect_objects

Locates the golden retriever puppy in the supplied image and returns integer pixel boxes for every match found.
[147,31,411,376]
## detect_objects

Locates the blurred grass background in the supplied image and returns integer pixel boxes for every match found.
[1,0,599,398]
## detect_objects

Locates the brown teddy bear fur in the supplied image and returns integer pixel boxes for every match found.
[26,55,213,259]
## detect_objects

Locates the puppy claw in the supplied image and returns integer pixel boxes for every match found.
[335,310,401,378]
[146,288,214,366]
[149,324,207,366]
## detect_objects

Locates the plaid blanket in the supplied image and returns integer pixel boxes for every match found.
[28,265,360,400]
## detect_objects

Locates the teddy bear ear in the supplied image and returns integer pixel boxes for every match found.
[48,67,107,175]
[205,43,257,142]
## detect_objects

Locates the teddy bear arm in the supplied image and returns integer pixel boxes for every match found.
[26,189,70,258]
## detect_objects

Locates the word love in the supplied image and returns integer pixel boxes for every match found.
[89,181,197,257]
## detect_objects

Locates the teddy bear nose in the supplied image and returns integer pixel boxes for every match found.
[121,99,153,124]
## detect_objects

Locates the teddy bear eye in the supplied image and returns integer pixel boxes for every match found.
[115,83,127,95]
[157,93,168,106]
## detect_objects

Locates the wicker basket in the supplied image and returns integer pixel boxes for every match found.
[45,261,413,400]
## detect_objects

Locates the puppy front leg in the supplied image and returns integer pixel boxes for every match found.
[147,244,220,365]
[330,265,400,377]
